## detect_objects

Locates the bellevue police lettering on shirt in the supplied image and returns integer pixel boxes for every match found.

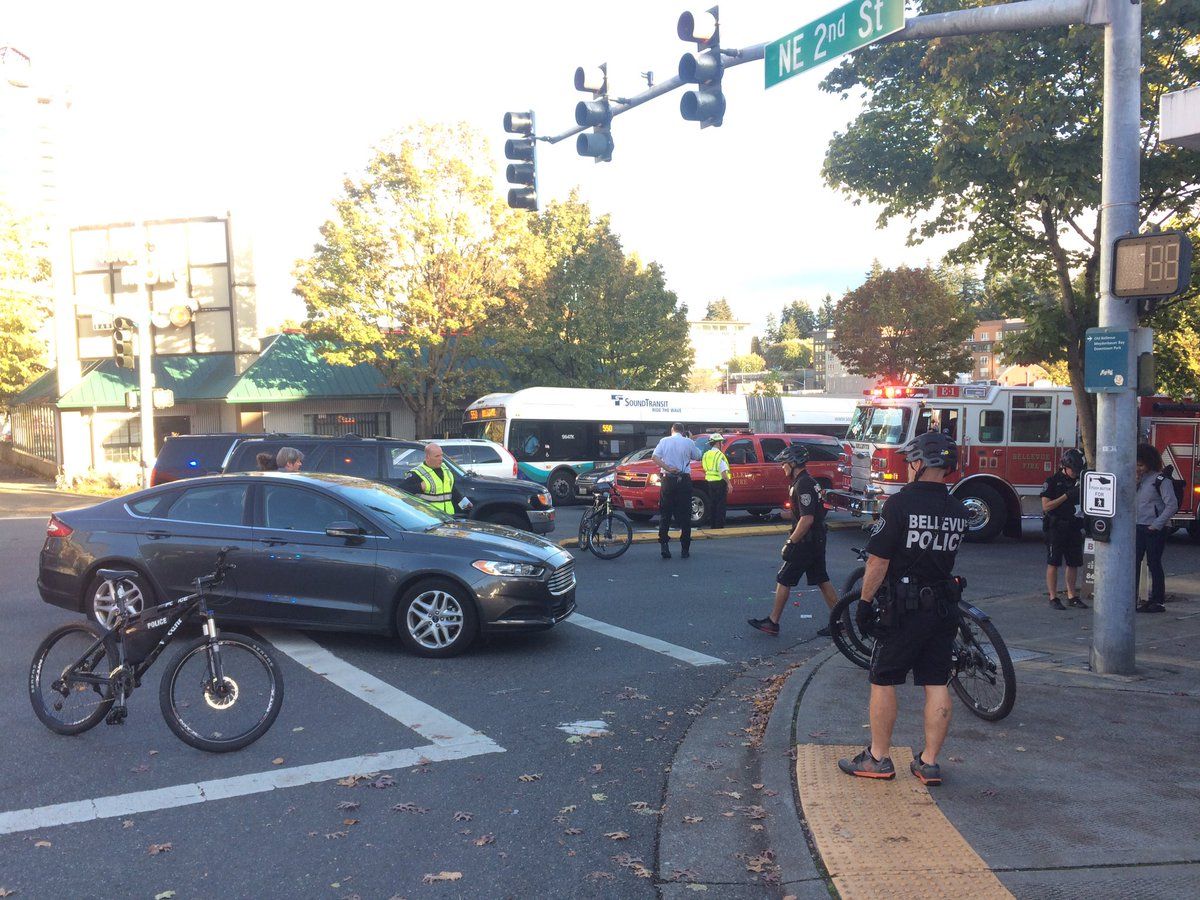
[905,514,967,551]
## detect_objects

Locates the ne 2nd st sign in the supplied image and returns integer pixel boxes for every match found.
[765,0,905,89]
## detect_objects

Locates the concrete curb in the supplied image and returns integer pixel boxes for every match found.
[559,519,864,549]
[759,645,839,895]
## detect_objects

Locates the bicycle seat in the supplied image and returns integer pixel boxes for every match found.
[98,568,139,583]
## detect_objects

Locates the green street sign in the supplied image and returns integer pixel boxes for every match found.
[765,0,905,89]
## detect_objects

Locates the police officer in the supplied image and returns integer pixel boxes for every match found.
[701,434,731,529]
[837,431,969,787]
[400,443,472,515]
[653,423,702,558]
[1040,448,1089,610]
[747,444,840,637]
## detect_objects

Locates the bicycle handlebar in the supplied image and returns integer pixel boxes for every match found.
[194,547,237,590]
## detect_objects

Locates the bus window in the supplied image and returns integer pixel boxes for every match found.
[510,421,544,460]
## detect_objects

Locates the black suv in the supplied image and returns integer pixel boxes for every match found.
[220,435,555,534]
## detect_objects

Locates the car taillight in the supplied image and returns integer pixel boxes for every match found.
[46,515,73,538]
[513,461,519,478]
[150,470,175,487]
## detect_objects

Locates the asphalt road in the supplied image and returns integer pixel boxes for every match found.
[2,497,1192,898]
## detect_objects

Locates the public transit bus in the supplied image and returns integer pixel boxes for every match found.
[463,387,856,503]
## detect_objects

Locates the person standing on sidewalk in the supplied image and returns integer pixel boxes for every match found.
[747,444,840,637]
[1040,448,1089,610]
[838,431,969,787]
[1135,443,1178,614]
[653,423,701,559]
[701,434,731,530]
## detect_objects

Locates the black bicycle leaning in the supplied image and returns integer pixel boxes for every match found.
[828,547,1016,722]
[29,549,284,752]
[576,486,633,559]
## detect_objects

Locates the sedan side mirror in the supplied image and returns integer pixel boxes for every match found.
[326,521,366,543]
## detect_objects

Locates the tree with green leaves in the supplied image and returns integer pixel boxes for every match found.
[0,204,50,405]
[821,0,1200,460]
[780,299,817,337]
[832,265,973,382]
[294,122,525,437]
[727,352,766,374]
[493,192,692,391]
[764,337,813,371]
[704,298,734,320]
[816,294,837,331]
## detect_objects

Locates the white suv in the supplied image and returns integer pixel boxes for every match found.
[434,439,519,480]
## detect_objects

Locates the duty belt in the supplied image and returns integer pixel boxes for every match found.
[892,577,958,612]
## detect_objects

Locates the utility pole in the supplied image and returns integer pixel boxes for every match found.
[135,224,156,488]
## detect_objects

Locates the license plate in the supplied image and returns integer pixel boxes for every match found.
[624,500,634,509]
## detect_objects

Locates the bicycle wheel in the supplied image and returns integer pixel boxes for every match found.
[577,510,595,553]
[828,593,872,669]
[950,605,1016,721]
[159,633,284,752]
[836,573,875,664]
[29,622,115,735]
[589,512,633,559]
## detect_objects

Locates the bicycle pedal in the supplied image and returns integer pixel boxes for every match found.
[105,708,128,726]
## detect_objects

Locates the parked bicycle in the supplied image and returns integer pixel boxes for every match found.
[828,547,1016,721]
[29,549,284,752]
[576,484,634,559]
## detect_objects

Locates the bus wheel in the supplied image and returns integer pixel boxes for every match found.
[689,490,710,527]
[959,484,1006,543]
[546,469,576,505]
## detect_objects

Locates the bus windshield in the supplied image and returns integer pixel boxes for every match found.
[462,419,505,444]
[845,405,911,445]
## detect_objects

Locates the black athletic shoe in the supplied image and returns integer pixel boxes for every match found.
[681,548,690,559]
[661,546,671,559]
[1049,595,1066,610]
[838,747,895,780]
[747,617,779,636]
[1067,596,1089,609]
[1136,603,1166,614]
[909,752,943,786]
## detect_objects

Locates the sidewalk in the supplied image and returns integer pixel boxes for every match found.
[770,576,1200,898]
[0,461,98,518]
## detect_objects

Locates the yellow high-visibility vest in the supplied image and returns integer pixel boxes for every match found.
[414,463,455,513]
[702,448,728,482]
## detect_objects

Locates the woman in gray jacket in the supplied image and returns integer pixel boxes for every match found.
[1135,444,1178,613]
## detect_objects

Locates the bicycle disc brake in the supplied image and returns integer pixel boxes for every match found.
[204,676,240,710]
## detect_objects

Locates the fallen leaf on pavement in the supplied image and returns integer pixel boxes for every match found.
[324,831,348,840]
[518,773,542,783]
[719,791,742,800]
[585,872,616,882]
[337,801,360,811]
[736,805,768,820]
[391,803,430,814]
[271,758,285,766]
[33,841,52,849]
[147,843,172,855]
[0,888,15,897]
[559,805,577,814]
[564,828,583,836]
[751,824,765,832]
[453,811,473,822]
[370,774,396,789]
[752,783,764,790]
[342,819,359,826]
[629,801,650,810]
[337,773,378,788]
[744,850,775,873]
[154,892,175,900]
[605,831,630,841]
[148,750,159,757]
[589,764,603,774]
[421,872,462,884]
[565,736,583,744]
[1015,746,1026,752]
[591,793,607,802]
[122,820,134,829]
[131,764,150,774]
[1055,735,1065,741]
[473,834,495,846]
[682,816,703,824]
[686,886,709,892]
[721,812,735,818]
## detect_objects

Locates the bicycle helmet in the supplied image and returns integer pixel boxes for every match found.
[709,433,724,445]
[903,431,958,472]
[1060,448,1086,472]
[775,443,810,467]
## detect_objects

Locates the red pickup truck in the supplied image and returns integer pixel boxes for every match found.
[614,432,842,526]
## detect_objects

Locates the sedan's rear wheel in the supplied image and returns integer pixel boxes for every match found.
[396,579,479,658]
[87,570,151,629]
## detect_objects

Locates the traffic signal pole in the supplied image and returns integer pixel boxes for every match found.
[136,222,156,488]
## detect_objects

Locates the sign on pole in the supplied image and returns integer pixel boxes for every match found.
[765,0,905,89]
[1084,327,1130,393]
[1083,471,1116,518]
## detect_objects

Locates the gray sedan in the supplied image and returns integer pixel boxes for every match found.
[38,472,576,658]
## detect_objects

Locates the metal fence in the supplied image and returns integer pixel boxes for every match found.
[10,403,57,462]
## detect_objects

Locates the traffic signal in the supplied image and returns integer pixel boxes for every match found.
[503,111,538,211]
[112,316,136,369]
[678,6,725,127]
[574,63,613,162]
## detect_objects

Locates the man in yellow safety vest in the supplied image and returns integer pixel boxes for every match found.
[401,443,472,515]
[702,434,732,529]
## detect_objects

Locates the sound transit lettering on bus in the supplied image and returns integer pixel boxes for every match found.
[610,394,681,412]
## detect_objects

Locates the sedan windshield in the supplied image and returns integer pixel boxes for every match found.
[337,481,451,531]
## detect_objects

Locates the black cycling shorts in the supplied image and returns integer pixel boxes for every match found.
[776,538,829,588]
[869,608,959,687]
[1044,528,1085,568]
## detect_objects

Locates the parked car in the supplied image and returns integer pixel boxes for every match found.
[222,435,555,534]
[574,446,655,500]
[614,432,842,526]
[38,472,576,657]
[151,433,243,485]
[435,438,520,479]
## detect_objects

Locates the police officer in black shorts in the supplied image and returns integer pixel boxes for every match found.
[838,431,969,787]
[1040,448,1089,610]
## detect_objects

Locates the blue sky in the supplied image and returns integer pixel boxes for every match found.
[8,0,961,332]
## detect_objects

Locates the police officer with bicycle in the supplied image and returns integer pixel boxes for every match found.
[1040,448,1089,610]
[701,434,731,529]
[838,431,969,787]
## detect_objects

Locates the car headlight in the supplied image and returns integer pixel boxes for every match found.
[648,473,661,486]
[472,560,545,578]
[530,492,553,508]
[597,474,614,486]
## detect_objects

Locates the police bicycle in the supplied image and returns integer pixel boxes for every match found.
[576,483,634,559]
[828,547,1016,721]
[29,549,284,752]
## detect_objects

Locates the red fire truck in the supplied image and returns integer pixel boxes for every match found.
[1141,395,1200,537]
[825,383,1079,542]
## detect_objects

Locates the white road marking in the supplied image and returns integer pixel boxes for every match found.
[568,614,727,667]
[1,629,502,835]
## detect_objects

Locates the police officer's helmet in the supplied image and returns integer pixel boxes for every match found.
[775,444,810,467]
[903,431,958,472]
[1060,448,1086,472]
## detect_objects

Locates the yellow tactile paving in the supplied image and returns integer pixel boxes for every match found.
[796,744,1014,900]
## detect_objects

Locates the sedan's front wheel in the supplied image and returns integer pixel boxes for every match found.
[396,579,479,658]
